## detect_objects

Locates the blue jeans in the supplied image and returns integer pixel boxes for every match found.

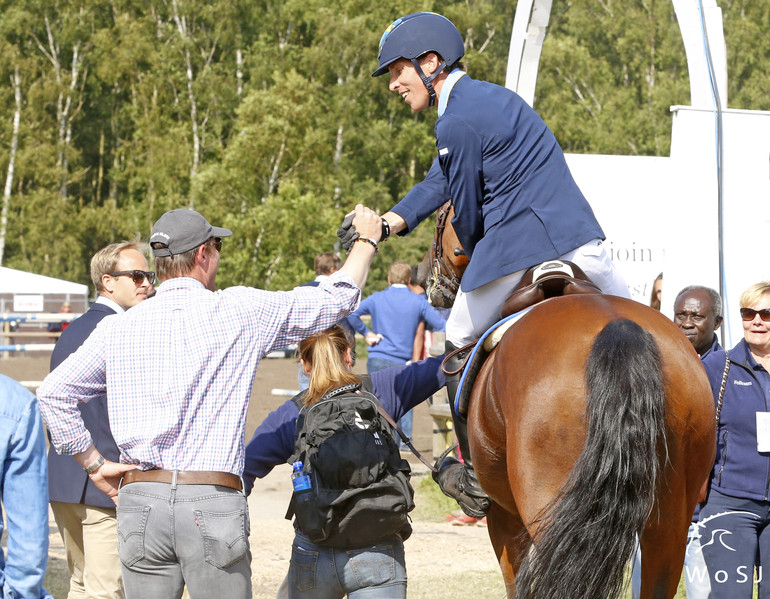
[366,358,411,448]
[0,385,51,599]
[699,489,770,598]
[288,531,406,599]
[117,480,251,599]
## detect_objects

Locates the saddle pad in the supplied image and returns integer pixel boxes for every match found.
[455,306,534,415]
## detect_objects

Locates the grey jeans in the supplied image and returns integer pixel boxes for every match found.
[117,480,251,599]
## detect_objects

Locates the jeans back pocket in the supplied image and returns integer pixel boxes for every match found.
[117,505,151,568]
[195,508,249,569]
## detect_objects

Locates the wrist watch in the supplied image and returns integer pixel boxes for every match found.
[83,455,105,475]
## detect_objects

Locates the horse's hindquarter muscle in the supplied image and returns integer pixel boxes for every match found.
[468,294,716,599]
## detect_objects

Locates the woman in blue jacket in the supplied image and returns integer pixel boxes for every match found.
[342,12,629,517]
[243,325,445,599]
[699,282,770,598]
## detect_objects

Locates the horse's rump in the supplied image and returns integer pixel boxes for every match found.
[468,295,715,599]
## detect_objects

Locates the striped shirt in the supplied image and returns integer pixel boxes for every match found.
[37,273,360,475]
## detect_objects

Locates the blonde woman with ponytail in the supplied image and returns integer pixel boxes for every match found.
[298,326,360,407]
[243,324,446,599]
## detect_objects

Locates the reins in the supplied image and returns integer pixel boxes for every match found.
[427,201,462,305]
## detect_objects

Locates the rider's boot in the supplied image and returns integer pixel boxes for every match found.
[432,340,491,518]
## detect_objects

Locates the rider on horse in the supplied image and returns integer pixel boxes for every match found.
[340,12,629,518]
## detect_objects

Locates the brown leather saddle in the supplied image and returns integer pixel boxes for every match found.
[500,259,601,318]
[451,260,602,415]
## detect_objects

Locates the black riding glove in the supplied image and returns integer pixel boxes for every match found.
[337,212,359,251]
[433,455,491,518]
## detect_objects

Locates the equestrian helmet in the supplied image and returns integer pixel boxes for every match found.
[372,12,465,78]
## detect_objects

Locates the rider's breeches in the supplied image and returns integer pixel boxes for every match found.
[445,238,630,347]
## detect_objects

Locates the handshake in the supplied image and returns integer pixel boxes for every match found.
[337,210,391,252]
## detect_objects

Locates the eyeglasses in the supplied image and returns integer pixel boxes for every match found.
[740,308,770,322]
[207,237,222,253]
[110,270,156,286]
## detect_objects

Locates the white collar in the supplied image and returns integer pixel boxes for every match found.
[94,295,125,314]
[437,70,467,117]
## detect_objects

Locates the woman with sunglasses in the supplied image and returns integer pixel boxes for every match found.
[698,282,770,598]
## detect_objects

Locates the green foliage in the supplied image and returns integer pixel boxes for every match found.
[0,0,768,287]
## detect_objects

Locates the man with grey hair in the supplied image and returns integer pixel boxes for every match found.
[674,285,724,358]
[48,240,153,599]
[674,284,723,599]
[38,206,382,599]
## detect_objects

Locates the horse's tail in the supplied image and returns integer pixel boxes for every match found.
[514,318,667,599]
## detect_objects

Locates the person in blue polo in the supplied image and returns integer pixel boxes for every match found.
[338,12,629,517]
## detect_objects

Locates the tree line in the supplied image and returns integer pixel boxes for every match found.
[0,0,767,292]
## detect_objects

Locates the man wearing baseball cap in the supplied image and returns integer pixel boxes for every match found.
[38,205,383,599]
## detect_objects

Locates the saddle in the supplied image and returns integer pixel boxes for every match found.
[500,260,601,318]
[451,260,602,415]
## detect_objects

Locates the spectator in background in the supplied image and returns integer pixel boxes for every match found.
[48,301,73,333]
[649,273,663,311]
[0,373,52,599]
[297,252,356,392]
[348,261,446,448]
[673,285,722,599]
[48,241,153,599]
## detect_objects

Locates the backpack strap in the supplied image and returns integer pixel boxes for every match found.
[376,404,437,473]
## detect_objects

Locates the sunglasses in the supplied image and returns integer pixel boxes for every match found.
[740,308,770,322]
[207,237,222,253]
[110,270,156,286]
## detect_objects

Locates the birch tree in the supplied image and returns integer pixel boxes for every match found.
[0,65,21,265]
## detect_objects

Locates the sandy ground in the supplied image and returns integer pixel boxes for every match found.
[1,355,505,599]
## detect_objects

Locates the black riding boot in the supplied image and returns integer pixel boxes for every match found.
[432,341,491,518]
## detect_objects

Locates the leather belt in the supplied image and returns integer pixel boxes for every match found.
[122,469,242,491]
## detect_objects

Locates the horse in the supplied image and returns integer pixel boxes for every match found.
[421,201,716,599]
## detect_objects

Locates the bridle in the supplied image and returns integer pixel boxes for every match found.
[426,201,464,307]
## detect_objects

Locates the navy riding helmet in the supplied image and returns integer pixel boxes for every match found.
[372,12,465,106]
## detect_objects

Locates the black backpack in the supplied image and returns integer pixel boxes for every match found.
[286,378,415,548]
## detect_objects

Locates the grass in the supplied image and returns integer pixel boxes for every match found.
[44,555,70,598]
[411,473,696,599]
[411,471,459,522]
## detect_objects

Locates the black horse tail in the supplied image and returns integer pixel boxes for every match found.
[514,318,667,599]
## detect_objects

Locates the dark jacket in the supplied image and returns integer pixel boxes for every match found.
[703,338,770,502]
[48,302,121,508]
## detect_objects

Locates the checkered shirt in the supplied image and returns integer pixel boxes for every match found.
[37,273,360,474]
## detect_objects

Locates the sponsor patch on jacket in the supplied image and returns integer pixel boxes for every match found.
[439,147,449,156]
[733,380,752,386]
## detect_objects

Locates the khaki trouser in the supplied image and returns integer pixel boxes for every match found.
[50,501,124,599]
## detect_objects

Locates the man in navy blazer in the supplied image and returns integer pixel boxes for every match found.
[358,12,630,519]
[48,241,153,599]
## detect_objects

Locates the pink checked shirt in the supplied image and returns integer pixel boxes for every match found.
[37,273,360,475]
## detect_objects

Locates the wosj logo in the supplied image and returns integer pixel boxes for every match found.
[686,510,763,586]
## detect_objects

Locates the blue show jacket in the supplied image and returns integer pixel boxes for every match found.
[703,338,770,501]
[390,74,604,292]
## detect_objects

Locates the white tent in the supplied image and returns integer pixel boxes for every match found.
[0,266,88,295]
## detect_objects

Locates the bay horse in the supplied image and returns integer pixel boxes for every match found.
[422,202,716,599]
